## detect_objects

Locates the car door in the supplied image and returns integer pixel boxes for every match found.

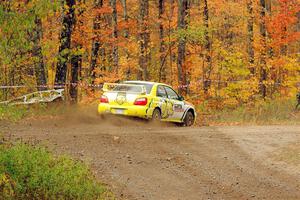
[164,86,185,120]
[156,85,170,119]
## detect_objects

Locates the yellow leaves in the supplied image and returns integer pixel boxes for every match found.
[222,80,257,104]
[267,56,300,97]
[119,56,129,67]
[1,0,299,108]
[0,173,15,199]
[63,4,70,11]
[283,57,300,71]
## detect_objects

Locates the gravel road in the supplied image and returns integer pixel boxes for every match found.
[1,114,300,200]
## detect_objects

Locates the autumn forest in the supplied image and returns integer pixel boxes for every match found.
[0,0,299,107]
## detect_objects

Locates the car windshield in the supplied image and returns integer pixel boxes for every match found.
[123,82,154,94]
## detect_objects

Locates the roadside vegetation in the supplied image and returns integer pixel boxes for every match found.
[0,103,72,122]
[1,97,299,125]
[197,98,300,125]
[0,142,114,200]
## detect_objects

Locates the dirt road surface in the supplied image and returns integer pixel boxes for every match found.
[1,113,300,200]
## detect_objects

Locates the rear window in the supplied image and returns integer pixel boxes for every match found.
[112,85,144,93]
[123,82,154,94]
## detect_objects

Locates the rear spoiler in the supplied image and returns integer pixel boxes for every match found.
[102,83,147,94]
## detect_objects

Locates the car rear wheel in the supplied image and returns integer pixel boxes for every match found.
[97,112,106,120]
[152,108,161,122]
[183,111,194,127]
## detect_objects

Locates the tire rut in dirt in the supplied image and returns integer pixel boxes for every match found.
[173,128,300,199]
[2,120,300,200]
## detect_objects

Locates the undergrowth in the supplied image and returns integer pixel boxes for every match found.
[0,143,114,200]
[0,105,28,121]
[0,103,70,122]
[0,98,299,125]
[199,98,300,125]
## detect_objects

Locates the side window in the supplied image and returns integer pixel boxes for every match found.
[164,87,179,100]
[156,85,167,98]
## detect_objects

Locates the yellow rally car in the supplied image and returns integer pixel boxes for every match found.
[98,81,196,126]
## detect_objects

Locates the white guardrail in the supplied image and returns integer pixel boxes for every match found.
[0,89,64,105]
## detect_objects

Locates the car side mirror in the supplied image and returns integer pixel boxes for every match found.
[178,96,184,101]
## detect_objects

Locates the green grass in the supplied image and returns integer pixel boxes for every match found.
[0,103,69,122]
[0,143,114,200]
[198,98,300,125]
[0,105,28,121]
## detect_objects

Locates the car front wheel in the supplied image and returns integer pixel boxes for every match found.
[183,111,194,127]
[152,108,161,122]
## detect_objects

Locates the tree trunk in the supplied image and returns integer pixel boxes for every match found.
[121,0,129,39]
[247,0,255,75]
[121,0,130,79]
[138,0,150,80]
[297,11,300,32]
[90,0,103,80]
[111,0,118,70]
[266,0,273,58]
[32,16,47,91]
[280,26,287,56]
[70,53,81,101]
[259,0,267,98]
[55,0,76,87]
[70,0,84,102]
[177,0,189,95]
[158,0,166,82]
[297,12,300,59]
[202,0,212,94]
[167,0,174,85]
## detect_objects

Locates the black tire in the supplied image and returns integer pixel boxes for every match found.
[97,113,106,120]
[97,111,108,120]
[152,108,161,122]
[183,111,195,127]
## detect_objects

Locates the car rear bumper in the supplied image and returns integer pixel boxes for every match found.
[98,103,151,119]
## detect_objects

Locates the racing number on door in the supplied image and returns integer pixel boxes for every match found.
[164,86,185,120]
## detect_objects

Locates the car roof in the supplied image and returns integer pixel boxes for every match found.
[124,80,171,87]
[124,80,156,84]
[124,81,169,86]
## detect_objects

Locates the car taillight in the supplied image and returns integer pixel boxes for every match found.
[134,97,148,106]
[100,95,109,103]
